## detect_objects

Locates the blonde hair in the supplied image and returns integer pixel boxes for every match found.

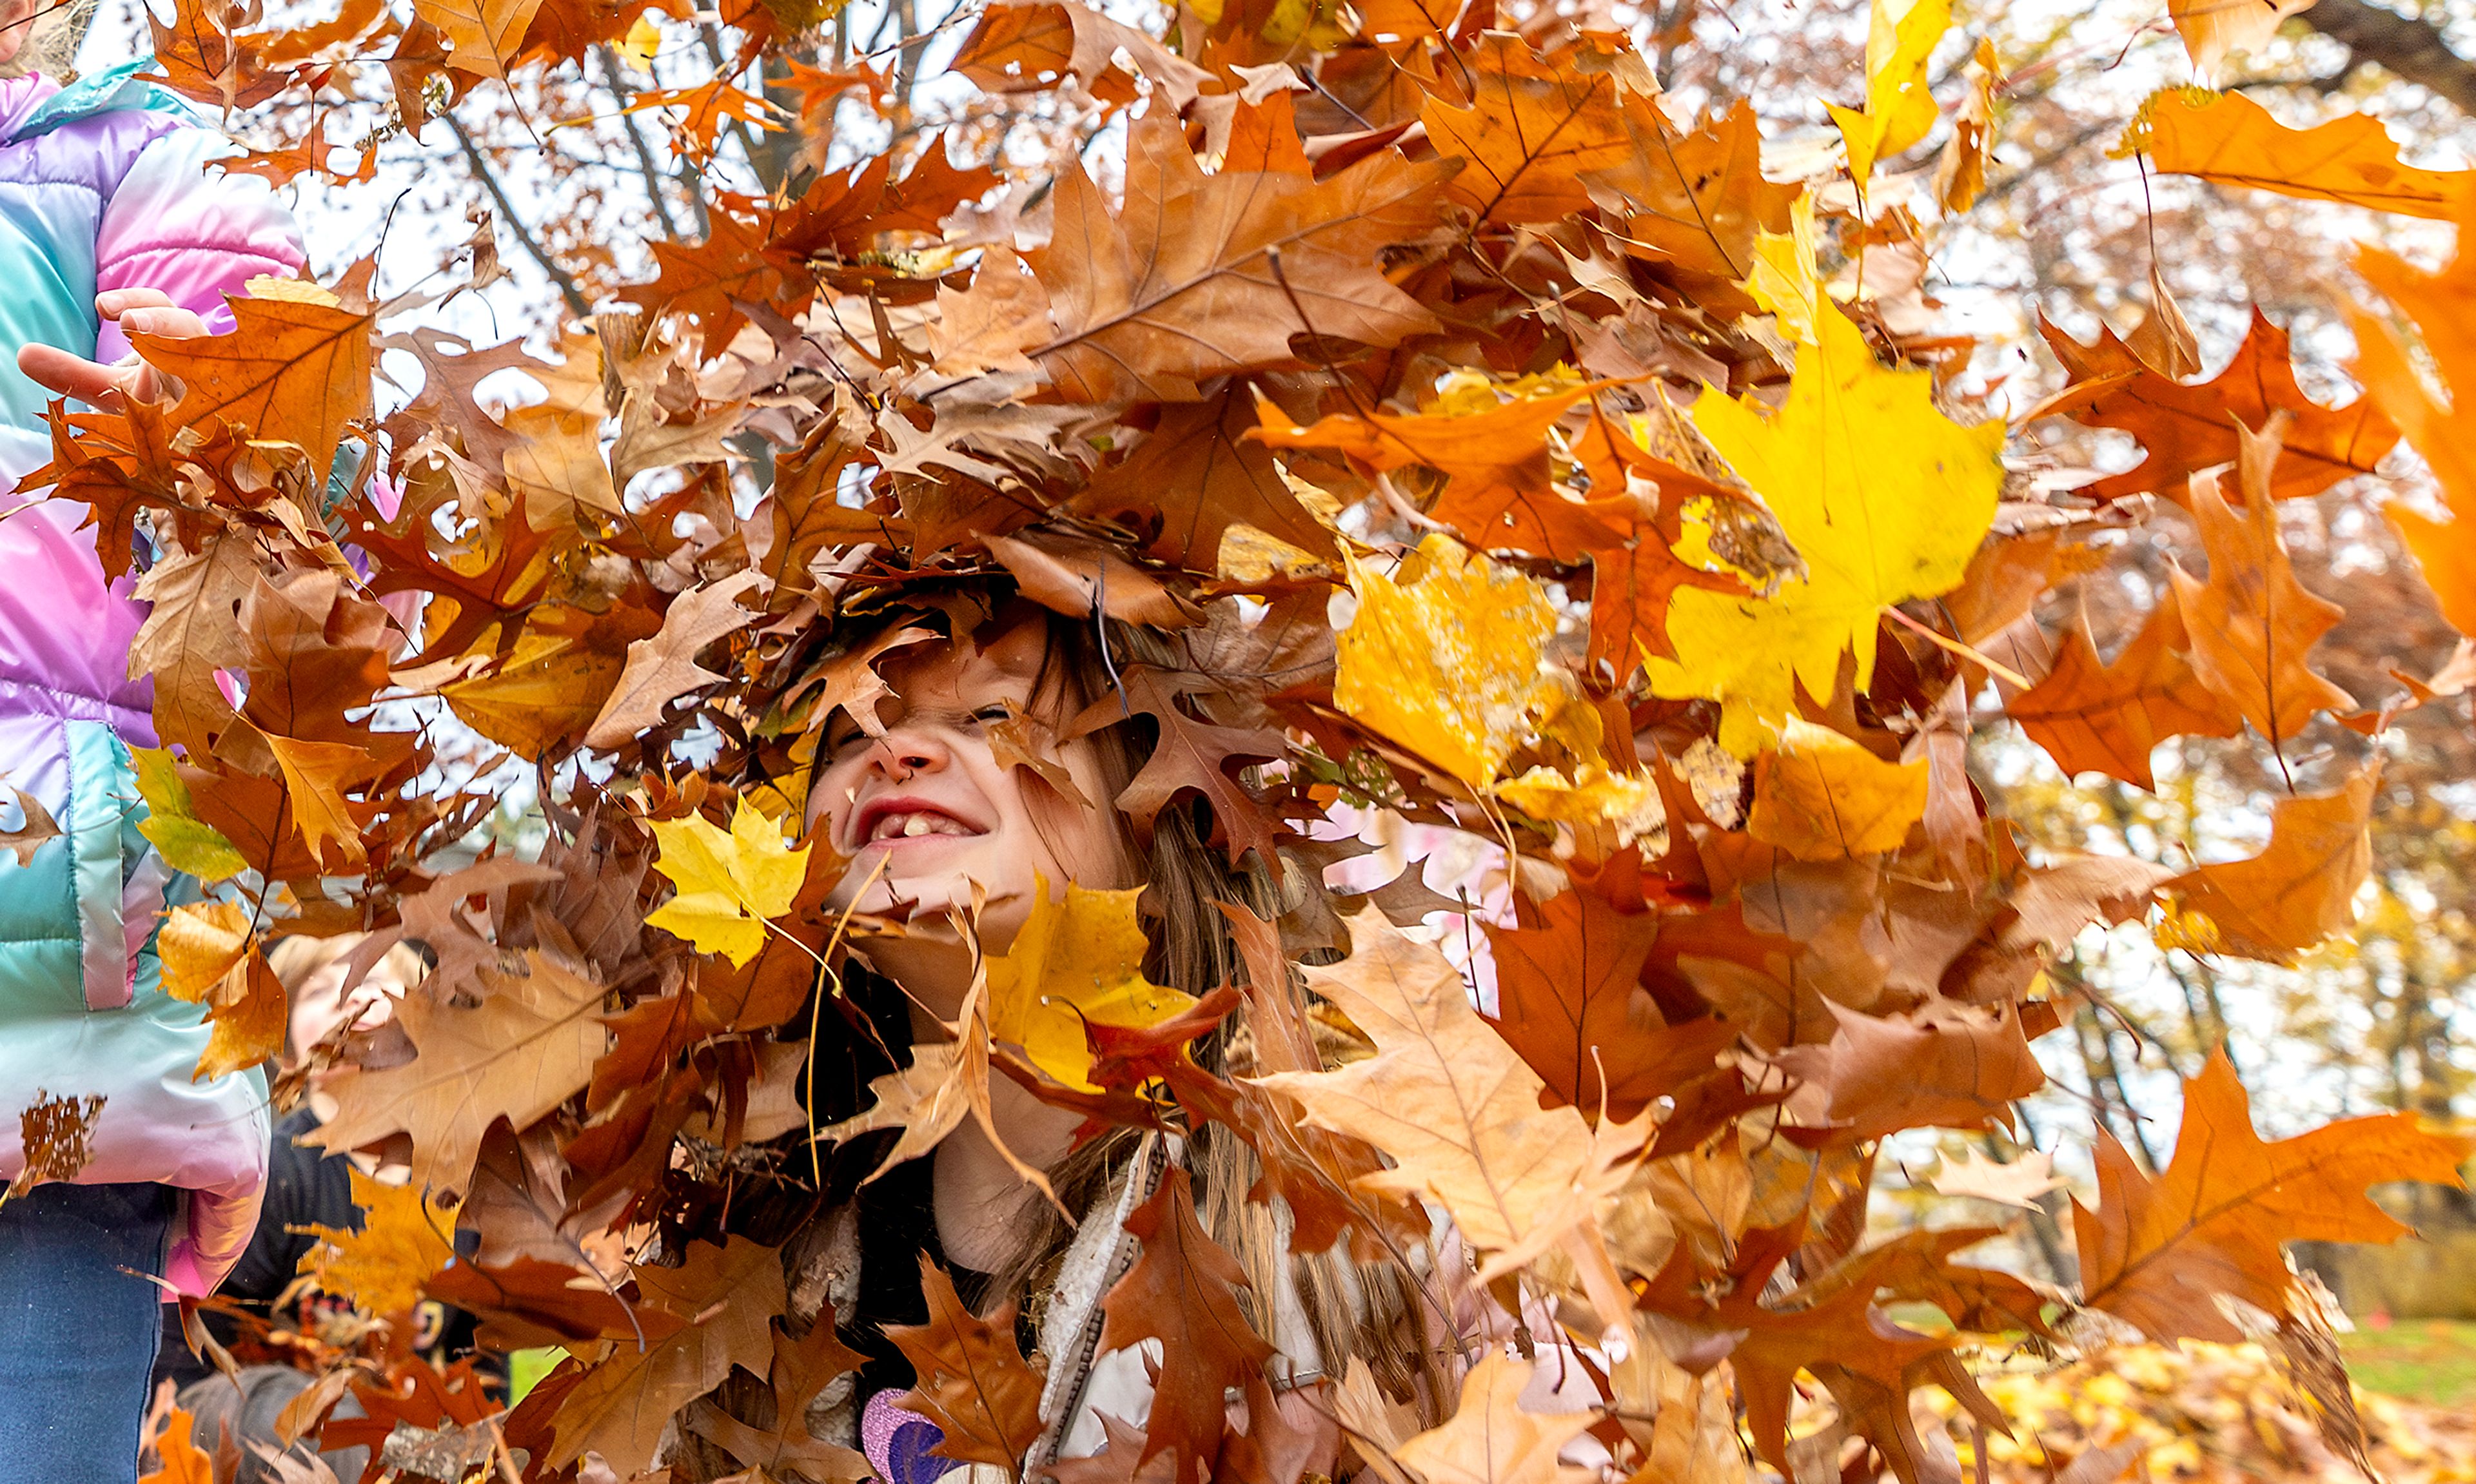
[0,0,97,81]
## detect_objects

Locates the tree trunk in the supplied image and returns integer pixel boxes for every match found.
[2303,0,2476,115]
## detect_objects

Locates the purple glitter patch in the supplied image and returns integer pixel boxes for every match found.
[863,1389,960,1484]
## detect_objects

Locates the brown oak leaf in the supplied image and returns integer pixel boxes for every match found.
[883,1256,1048,1472]
[2009,598,2243,790]
[1096,1166,1274,1481]
[2074,1050,2472,1343]
[1483,885,1734,1120]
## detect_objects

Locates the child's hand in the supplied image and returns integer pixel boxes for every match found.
[17,289,213,409]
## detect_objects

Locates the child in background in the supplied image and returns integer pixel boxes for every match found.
[155,935,430,1484]
[0,4,308,1480]
[153,934,427,1395]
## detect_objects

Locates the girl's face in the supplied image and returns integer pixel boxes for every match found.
[807,618,1132,964]
[288,952,407,1069]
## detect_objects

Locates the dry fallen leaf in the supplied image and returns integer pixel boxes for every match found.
[884,1256,1046,1472]
[2009,599,2242,790]
[2355,194,2476,639]
[2032,308,2397,504]
[985,879,1194,1090]
[1096,1167,1275,1478]
[584,570,767,748]
[1331,536,1560,788]
[1746,717,1930,861]
[1927,1146,2068,1209]
[9,1088,107,1197]
[547,1237,787,1478]
[1647,303,2005,752]
[2132,86,2469,216]
[1253,906,1649,1287]
[2075,1050,2474,1343]
[2157,765,2377,965]
[1827,0,1953,183]
[1391,1353,1596,1484]
[2166,422,2353,751]
[307,950,609,1197]
[297,1169,456,1316]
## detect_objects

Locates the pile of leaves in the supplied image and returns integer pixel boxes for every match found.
[1958,1341,2476,1482]
[26,0,2476,1478]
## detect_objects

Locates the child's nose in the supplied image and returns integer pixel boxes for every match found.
[869,728,950,779]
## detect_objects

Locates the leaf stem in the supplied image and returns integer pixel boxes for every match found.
[798,852,890,1186]
[1881,603,2033,689]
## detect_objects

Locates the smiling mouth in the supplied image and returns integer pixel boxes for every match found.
[863,810,983,845]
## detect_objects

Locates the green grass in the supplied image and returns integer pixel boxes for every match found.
[2338,1319,2476,1407]
[507,1347,562,1406]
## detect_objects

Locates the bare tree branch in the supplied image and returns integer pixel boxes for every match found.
[595,44,691,242]
[446,110,594,319]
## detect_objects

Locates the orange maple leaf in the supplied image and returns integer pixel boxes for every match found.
[2009,598,2243,790]
[2032,308,2396,503]
[1420,34,1632,229]
[1253,384,1635,560]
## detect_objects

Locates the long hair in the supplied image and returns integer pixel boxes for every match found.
[812,599,1439,1408]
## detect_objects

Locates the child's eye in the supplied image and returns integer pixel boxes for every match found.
[971,704,1014,725]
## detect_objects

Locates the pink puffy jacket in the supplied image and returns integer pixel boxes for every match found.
[0,59,306,1296]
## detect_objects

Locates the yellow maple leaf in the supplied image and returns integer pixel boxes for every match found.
[1827,0,1953,184]
[613,12,662,70]
[646,799,811,966]
[1491,765,1668,851]
[298,1168,455,1316]
[159,900,254,1003]
[1335,536,1561,788]
[131,747,248,881]
[986,879,1194,1091]
[1647,305,2004,754]
[1745,716,1929,860]
[1745,193,1825,346]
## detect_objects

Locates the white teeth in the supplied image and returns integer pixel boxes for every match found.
[869,810,975,843]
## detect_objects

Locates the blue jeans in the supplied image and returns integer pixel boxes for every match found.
[0,1182,176,1484]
